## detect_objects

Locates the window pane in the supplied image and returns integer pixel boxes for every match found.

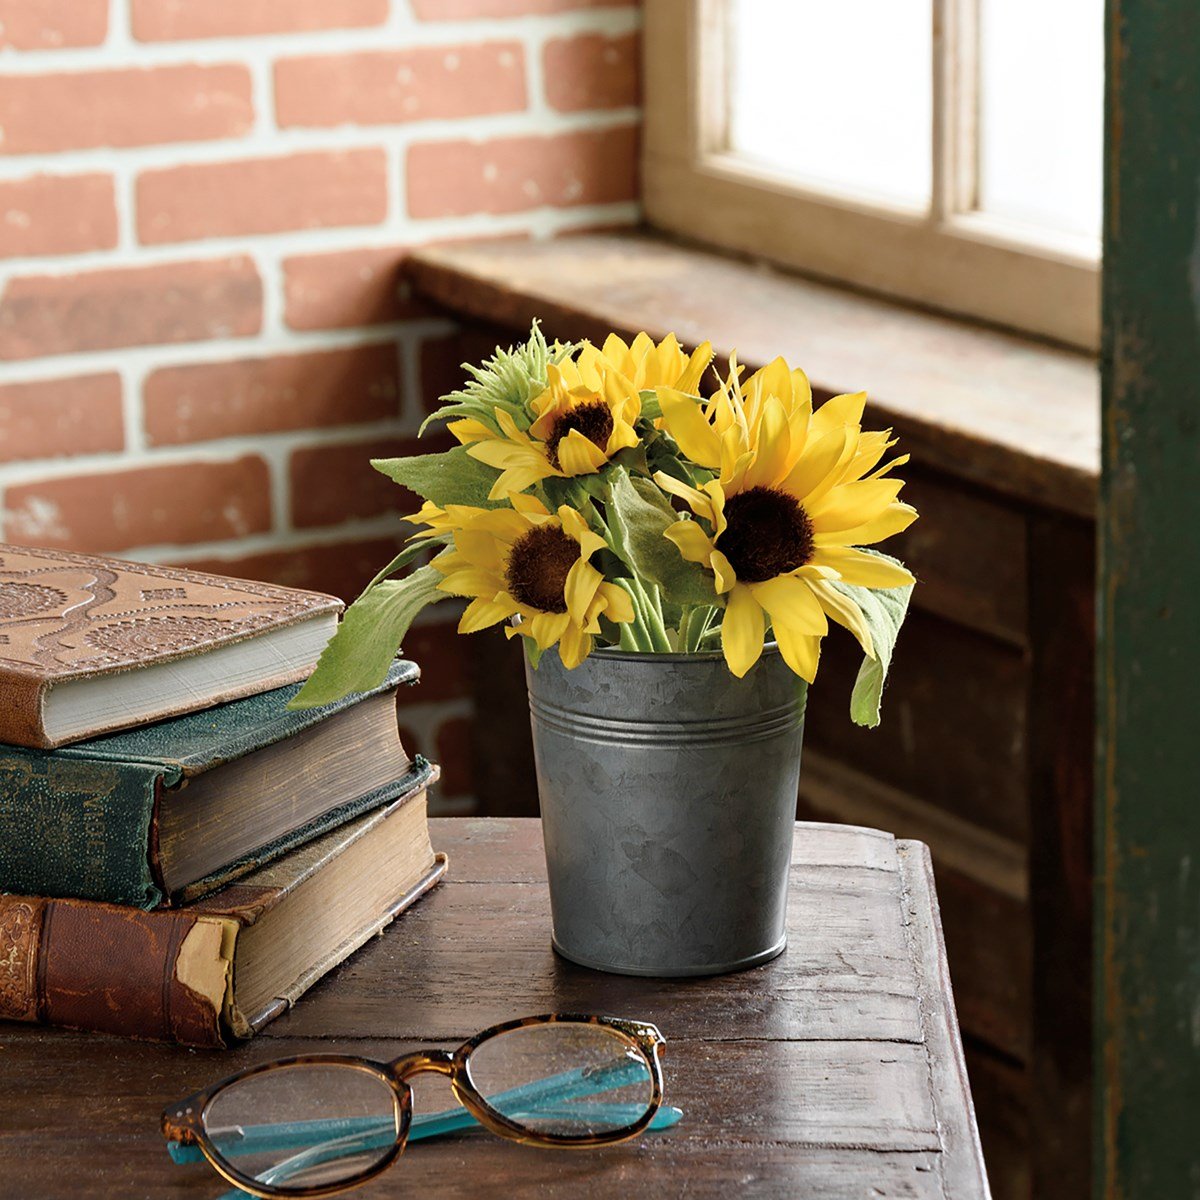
[726,0,933,211]
[978,0,1104,241]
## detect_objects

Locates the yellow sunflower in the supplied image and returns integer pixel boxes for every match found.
[421,493,634,668]
[448,334,712,500]
[655,366,917,682]
[596,331,713,394]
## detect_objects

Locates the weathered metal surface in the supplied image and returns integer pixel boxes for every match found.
[1097,1,1200,1195]
[525,645,805,976]
[0,818,990,1198]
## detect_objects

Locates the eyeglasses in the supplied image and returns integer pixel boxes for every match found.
[161,1013,678,1198]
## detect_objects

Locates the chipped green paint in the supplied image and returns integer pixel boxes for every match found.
[1097,1,1200,1196]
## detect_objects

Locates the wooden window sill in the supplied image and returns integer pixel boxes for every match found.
[406,231,1099,518]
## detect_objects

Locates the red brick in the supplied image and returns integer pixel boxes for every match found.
[419,334,465,415]
[132,0,387,41]
[0,65,253,156]
[0,0,108,49]
[283,247,428,332]
[398,620,468,703]
[412,0,633,16]
[0,174,117,259]
[435,715,473,796]
[183,536,405,603]
[0,374,123,463]
[136,150,388,246]
[144,344,401,445]
[544,32,639,113]
[289,436,425,529]
[275,42,526,129]
[407,125,639,218]
[0,257,262,360]
[3,456,271,553]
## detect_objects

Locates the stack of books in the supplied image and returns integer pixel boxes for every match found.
[0,544,443,1048]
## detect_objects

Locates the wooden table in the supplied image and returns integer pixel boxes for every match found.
[0,819,991,1198]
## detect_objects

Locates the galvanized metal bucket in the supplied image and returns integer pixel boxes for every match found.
[525,643,806,977]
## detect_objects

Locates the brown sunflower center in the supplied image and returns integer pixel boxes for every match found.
[505,525,577,613]
[545,400,614,470]
[716,486,815,583]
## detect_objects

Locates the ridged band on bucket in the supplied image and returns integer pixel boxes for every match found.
[526,643,805,978]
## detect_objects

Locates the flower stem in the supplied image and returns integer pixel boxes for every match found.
[615,580,654,652]
[629,578,672,653]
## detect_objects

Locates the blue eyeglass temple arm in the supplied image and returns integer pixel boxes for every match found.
[167,1055,681,1195]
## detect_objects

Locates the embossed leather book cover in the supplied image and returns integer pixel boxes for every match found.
[0,789,445,1048]
[0,544,342,749]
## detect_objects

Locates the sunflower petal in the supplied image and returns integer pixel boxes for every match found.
[809,578,875,657]
[781,426,850,501]
[654,470,716,520]
[710,548,737,594]
[458,597,515,634]
[447,417,495,445]
[773,621,822,683]
[598,581,636,624]
[750,574,828,636]
[664,519,715,565]
[815,501,918,547]
[529,610,571,649]
[563,558,603,624]
[555,429,610,475]
[557,622,592,669]
[658,387,723,468]
[675,340,714,393]
[812,545,916,589]
[810,390,867,434]
[721,583,765,678]
[807,479,905,533]
[743,395,791,488]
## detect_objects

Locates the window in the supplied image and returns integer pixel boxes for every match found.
[643,0,1102,349]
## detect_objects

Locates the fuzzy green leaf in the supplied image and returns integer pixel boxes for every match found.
[829,550,914,728]
[361,534,450,595]
[604,468,717,606]
[419,321,574,435]
[289,566,446,709]
[372,445,502,509]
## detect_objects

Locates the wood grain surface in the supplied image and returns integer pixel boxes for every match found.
[0,818,990,1198]
[406,233,1098,517]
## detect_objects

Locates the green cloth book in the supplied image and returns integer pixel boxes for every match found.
[0,659,430,909]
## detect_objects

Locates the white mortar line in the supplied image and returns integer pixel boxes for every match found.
[0,8,641,71]
[0,107,640,186]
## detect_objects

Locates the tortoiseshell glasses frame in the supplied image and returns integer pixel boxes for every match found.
[161,1013,669,1199]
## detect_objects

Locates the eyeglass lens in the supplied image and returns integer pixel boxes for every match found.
[466,1022,655,1138]
[203,1063,400,1193]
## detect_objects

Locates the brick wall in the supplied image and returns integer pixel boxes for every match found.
[0,0,642,812]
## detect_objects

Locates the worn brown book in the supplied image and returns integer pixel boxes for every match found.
[0,660,426,909]
[0,787,444,1047]
[0,544,342,749]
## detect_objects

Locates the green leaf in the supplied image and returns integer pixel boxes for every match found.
[361,534,450,595]
[418,321,576,435]
[288,566,446,709]
[638,389,663,420]
[603,468,717,606]
[372,445,503,509]
[829,550,914,728]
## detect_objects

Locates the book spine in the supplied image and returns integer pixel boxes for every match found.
[0,894,230,1047]
[0,748,165,907]
[0,667,49,749]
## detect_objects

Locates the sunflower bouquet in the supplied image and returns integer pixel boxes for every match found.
[293,325,917,726]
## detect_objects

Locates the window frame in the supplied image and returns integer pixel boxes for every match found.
[641,0,1100,350]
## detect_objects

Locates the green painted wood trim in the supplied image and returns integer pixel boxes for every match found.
[1097,0,1200,1195]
